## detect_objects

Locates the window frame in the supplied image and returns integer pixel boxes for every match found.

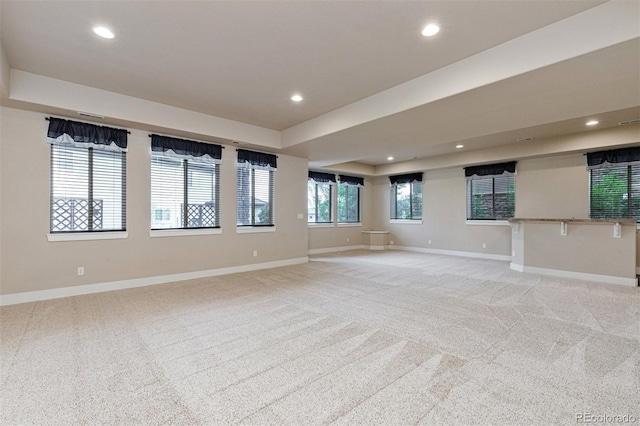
[308,181,333,224]
[236,167,275,227]
[589,164,639,221]
[49,144,127,234]
[466,175,515,221]
[390,180,422,221]
[150,153,221,231]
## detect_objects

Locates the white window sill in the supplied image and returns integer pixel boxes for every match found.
[337,223,362,227]
[390,219,423,225]
[465,220,510,226]
[47,231,129,242]
[150,228,222,238]
[308,223,335,228]
[236,226,276,234]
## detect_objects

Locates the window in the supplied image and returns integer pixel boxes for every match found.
[237,149,276,226]
[153,208,171,222]
[338,175,363,223]
[588,147,640,221]
[48,117,127,233]
[390,173,423,220]
[466,177,515,220]
[150,134,222,230]
[308,171,335,224]
[465,162,516,220]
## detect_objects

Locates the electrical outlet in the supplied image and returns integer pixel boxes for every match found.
[428,240,432,245]
[560,222,568,236]
[253,250,257,257]
[613,222,621,238]
[77,267,84,276]
[347,237,350,242]
[297,213,303,219]
[512,250,516,256]
[482,243,487,249]
[389,240,394,245]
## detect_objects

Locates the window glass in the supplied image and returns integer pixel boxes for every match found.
[337,183,360,223]
[466,176,514,220]
[50,145,126,232]
[237,168,274,226]
[308,182,332,223]
[590,165,639,220]
[391,181,422,220]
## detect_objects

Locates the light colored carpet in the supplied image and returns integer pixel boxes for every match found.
[1,250,638,425]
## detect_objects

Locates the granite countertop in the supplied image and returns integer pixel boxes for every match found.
[508,218,637,224]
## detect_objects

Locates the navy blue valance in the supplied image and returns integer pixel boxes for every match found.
[465,162,516,179]
[389,172,423,185]
[47,117,128,151]
[151,134,222,163]
[339,175,364,187]
[237,149,277,170]
[308,171,336,183]
[587,146,640,169]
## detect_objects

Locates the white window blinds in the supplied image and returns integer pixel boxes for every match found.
[150,134,221,229]
[237,149,276,226]
[588,147,640,221]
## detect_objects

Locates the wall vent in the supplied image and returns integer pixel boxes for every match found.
[77,111,105,119]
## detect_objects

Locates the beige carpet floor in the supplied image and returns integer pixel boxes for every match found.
[1,250,639,425]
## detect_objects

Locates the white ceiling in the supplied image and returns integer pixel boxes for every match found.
[1,0,639,172]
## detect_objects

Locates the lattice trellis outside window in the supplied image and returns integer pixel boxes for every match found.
[51,198,103,232]
[183,203,217,228]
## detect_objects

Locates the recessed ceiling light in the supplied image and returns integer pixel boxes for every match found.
[291,94,303,102]
[586,120,599,126]
[456,144,464,149]
[93,26,115,39]
[387,156,394,161]
[421,24,440,37]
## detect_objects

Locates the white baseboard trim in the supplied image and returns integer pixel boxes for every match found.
[308,245,366,255]
[0,257,309,307]
[369,245,385,251]
[510,264,638,287]
[510,262,524,272]
[389,245,512,262]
